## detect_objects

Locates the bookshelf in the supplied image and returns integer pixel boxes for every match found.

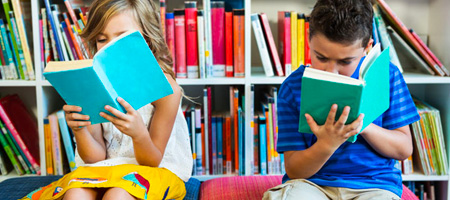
[0,0,448,198]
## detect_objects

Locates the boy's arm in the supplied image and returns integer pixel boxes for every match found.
[360,124,412,160]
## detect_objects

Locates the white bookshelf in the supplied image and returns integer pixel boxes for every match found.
[0,1,448,199]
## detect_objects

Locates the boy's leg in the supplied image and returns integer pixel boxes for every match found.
[262,179,337,200]
[339,187,401,200]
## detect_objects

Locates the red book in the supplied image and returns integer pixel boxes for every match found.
[410,29,449,76]
[63,13,83,60]
[376,0,444,76]
[165,13,175,73]
[225,115,232,174]
[185,1,199,78]
[305,16,311,66]
[211,1,225,77]
[233,9,245,78]
[232,88,239,174]
[278,11,291,75]
[0,94,40,174]
[225,12,233,77]
[174,9,187,78]
[259,13,284,76]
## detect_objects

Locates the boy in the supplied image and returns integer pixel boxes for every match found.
[263,0,420,199]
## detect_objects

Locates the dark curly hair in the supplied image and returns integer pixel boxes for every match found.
[309,0,373,47]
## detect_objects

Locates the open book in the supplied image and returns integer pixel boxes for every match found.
[44,30,173,124]
[298,44,390,143]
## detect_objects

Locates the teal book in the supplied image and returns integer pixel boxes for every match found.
[298,44,390,143]
[44,30,173,125]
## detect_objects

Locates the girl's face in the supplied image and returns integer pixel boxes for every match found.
[96,11,142,51]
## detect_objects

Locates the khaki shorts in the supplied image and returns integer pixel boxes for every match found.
[263,179,401,200]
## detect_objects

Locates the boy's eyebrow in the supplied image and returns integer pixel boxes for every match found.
[314,50,357,60]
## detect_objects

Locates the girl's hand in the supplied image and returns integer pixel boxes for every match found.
[100,97,148,139]
[305,104,364,150]
[63,105,91,132]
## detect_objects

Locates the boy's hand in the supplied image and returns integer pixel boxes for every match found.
[100,97,148,139]
[63,105,91,132]
[305,104,364,150]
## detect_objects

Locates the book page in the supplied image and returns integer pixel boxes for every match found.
[359,43,381,79]
[44,59,93,72]
[304,67,363,86]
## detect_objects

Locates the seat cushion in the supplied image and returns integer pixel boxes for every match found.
[0,176,200,200]
[199,175,419,200]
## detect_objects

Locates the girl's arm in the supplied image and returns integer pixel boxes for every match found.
[63,105,107,163]
[100,74,181,167]
[360,124,413,160]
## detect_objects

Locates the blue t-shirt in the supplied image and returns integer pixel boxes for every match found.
[276,63,420,197]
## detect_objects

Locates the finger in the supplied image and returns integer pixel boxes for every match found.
[305,113,319,133]
[117,97,135,114]
[67,121,91,128]
[344,129,360,138]
[345,113,364,133]
[335,106,350,128]
[105,105,128,120]
[100,112,125,126]
[67,113,90,121]
[325,104,338,126]
[63,105,82,113]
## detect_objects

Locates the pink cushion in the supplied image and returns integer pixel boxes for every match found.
[199,175,419,200]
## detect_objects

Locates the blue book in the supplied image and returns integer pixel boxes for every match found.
[56,110,77,172]
[258,112,267,175]
[44,31,173,124]
[216,115,223,175]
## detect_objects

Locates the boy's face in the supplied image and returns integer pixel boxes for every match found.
[309,33,370,76]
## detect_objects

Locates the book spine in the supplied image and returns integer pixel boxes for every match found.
[225,116,232,174]
[251,14,274,77]
[298,13,305,66]
[278,11,291,76]
[9,13,28,80]
[2,120,32,174]
[0,19,17,79]
[203,0,213,78]
[39,19,44,75]
[233,9,245,77]
[61,22,77,60]
[211,116,216,174]
[59,23,74,61]
[63,13,83,60]
[217,116,223,174]
[10,0,34,80]
[410,29,449,76]
[197,10,206,79]
[233,88,239,174]
[0,120,23,175]
[0,21,7,79]
[165,13,175,73]
[51,5,69,61]
[44,118,54,175]
[190,107,196,174]
[174,9,187,78]
[2,9,25,80]
[63,0,81,32]
[291,11,298,72]
[47,18,59,61]
[259,114,267,175]
[185,1,199,79]
[207,87,212,175]
[305,16,311,65]
[259,13,283,76]
[56,110,76,172]
[48,114,63,175]
[225,12,233,77]
[238,107,243,175]
[211,1,225,77]
[253,115,259,174]
[203,88,209,175]
[43,0,64,60]
[0,104,40,174]
[376,0,444,76]
[195,107,202,175]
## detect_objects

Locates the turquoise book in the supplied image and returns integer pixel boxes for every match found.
[298,44,390,143]
[44,30,173,125]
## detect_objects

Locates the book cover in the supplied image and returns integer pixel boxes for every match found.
[165,12,175,73]
[278,11,291,76]
[203,0,213,78]
[197,10,206,79]
[258,112,267,175]
[233,9,245,78]
[43,118,54,175]
[0,94,40,173]
[297,13,305,67]
[56,110,77,172]
[174,9,187,78]
[2,0,25,79]
[225,12,233,77]
[185,1,199,79]
[211,1,225,77]
[44,30,173,125]
[203,87,209,175]
[251,14,274,77]
[48,113,63,175]
[299,44,390,143]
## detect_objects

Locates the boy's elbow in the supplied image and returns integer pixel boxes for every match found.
[395,145,413,161]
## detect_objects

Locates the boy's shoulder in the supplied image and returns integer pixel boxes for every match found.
[280,65,307,90]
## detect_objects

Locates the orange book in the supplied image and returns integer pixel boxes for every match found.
[44,118,53,175]
[225,12,234,77]
[233,88,239,174]
[233,9,245,77]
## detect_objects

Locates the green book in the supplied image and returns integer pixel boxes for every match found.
[0,120,23,175]
[298,44,390,143]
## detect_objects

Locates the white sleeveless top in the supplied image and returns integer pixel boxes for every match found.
[74,103,193,182]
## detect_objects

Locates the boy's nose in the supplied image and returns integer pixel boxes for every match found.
[325,63,339,74]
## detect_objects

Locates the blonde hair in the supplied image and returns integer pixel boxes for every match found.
[80,0,175,80]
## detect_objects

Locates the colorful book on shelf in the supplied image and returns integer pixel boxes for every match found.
[251,13,274,77]
[185,1,199,79]
[43,0,64,61]
[233,9,245,78]
[48,112,63,175]
[211,1,225,77]
[0,140,13,175]
[43,30,173,125]
[197,10,206,79]
[0,119,23,175]
[2,0,25,79]
[203,0,213,78]
[160,0,166,38]
[259,13,284,76]
[297,13,305,67]
[0,94,40,174]
[225,12,233,77]
[410,29,449,76]
[278,11,291,76]
[174,9,186,78]
[290,11,298,72]
[165,12,175,73]
[375,0,446,76]
[63,0,81,32]
[257,111,267,175]
[43,118,54,175]
[56,110,77,172]
[299,44,390,143]
[1,118,34,174]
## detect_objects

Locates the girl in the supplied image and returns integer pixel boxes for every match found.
[23,0,192,199]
